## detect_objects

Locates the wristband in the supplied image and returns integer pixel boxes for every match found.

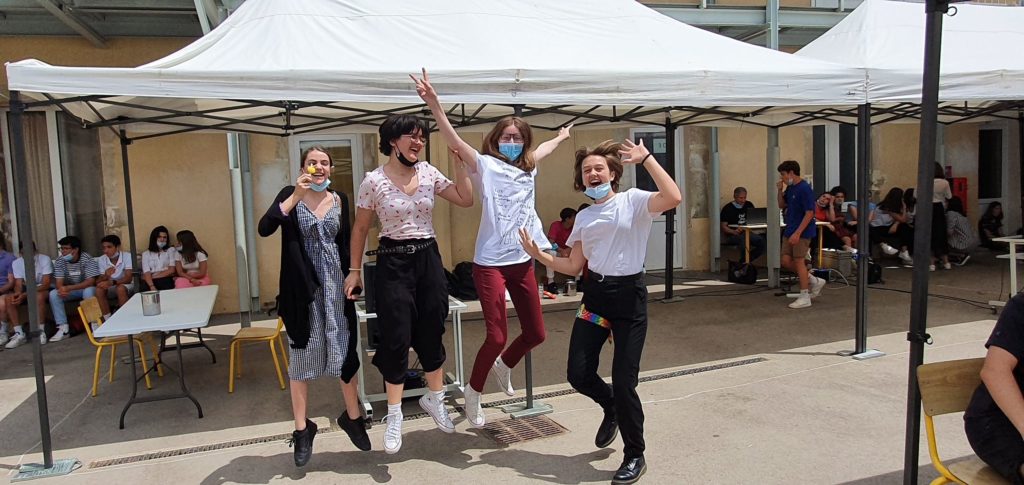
[348,268,362,272]
[640,153,653,165]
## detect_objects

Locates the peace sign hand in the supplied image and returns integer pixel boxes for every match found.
[618,139,651,165]
[410,68,438,105]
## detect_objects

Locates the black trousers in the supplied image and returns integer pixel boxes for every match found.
[340,298,360,383]
[966,414,1024,485]
[371,238,449,385]
[931,202,949,257]
[567,271,648,459]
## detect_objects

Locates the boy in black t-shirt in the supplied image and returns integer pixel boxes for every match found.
[720,187,764,262]
[964,292,1024,484]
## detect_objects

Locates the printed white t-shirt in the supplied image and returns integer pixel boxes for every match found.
[566,189,658,276]
[97,251,133,280]
[357,162,453,240]
[175,251,208,274]
[472,154,550,266]
[12,254,53,282]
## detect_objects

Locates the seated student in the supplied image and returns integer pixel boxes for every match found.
[48,235,100,342]
[173,230,211,288]
[869,188,914,266]
[814,191,855,253]
[980,201,1008,250]
[720,186,765,262]
[903,188,917,227]
[827,186,858,251]
[964,292,1024,484]
[946,196,979,266]
[0,235,17,296]
[544,207,577,293]
[142,226,177,291]
[1,244,52,348]
[95,234,134,319]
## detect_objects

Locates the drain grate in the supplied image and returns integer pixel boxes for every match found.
[480,415,567,445]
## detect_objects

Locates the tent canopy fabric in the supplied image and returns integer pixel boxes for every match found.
[797,0,1024,103]
[5,0,869,135]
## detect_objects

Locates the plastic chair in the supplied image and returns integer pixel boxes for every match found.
[228,318,288,393]
[917,358,1010,485]
[78,297,162,397]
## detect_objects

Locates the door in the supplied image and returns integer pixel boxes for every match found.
[628,128,684,271]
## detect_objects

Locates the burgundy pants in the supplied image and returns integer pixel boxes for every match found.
[469,260,547,392]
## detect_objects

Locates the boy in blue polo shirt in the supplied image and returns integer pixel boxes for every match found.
[776,160,825,309]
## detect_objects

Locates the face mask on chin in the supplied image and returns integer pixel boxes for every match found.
[157,241,167,249]
[310,179,331,192]
[61,253,74,262]
[732,201,744,209]
[584,182,612,200]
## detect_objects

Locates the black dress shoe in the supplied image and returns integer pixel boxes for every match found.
[338,412,371,451]
[612,456,647,484]
[290,419,317,467]
[595,411,618,448]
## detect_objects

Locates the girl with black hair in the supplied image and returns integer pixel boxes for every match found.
[173,230,212,288]
[869,188,915,265]
[342,112,472,454]
[142,225,177,291]
[411,68,573,429]
[980,201,1007,249]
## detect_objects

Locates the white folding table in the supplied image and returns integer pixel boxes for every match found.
[94,285,219,428]
[989,236,1024,311]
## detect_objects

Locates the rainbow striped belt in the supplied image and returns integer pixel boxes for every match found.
[576,304,612,343]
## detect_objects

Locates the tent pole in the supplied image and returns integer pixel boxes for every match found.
[904,0,948,483]
[847,104,883,360]
[10,91,54,469]
[119,130,140,290]
[709,128,721,272]
[1019,112,1023,232]
[766,128,781,288]
[663,119,681,302]
[227,134,252,327]
[239,134,260,319]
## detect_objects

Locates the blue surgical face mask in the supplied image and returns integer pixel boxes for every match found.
[584,182,612,200]
[310,178,331,192]
[61,253,74,262]
[498,143,524,161]
[732,201,744,209]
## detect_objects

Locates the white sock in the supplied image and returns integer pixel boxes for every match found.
[387,403,402,417]
[800,289,810,297]
[103,314,111,320]
[432,389,445,400]
[14,326,25,336]
[59,324,69,334]
[0,322,8,333]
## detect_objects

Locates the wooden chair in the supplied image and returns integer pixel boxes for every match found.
[78,297,162,397]
[917,358,1011,485]
[228,318,288,393]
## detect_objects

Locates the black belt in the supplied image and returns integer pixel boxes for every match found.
[366,240,435,256]
[586,269,643,283]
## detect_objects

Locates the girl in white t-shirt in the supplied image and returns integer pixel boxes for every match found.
[95,234,134,319]
[1,244,53,349]
[413,68,573,429]
[342,113,472,454]
[173,230,211,288]
[141,226,177,291]
[520,139,681,484]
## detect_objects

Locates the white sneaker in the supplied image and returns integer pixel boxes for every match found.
[929,264,936,272]
[382,411,403,454]
[39,331,47,345]
[942,262,952,270]
[0,332,8,348]
[880,243,898,255]
[6,333,27,349]
[788,294,812,309]
[419,392,455,434]
[810,276,826,298]
[48,328,68,342]
[898,250,914,265]
[490,358,514,396]
[463,386,486,428]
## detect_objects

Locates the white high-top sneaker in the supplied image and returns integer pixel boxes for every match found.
[490,358,514,396]
[463,386,486,428]
[382,410,403,454]
[789,293,812,309]
[6,332,27,349]
[419,392,455,433]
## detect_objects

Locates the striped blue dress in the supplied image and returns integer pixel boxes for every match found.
[287,196,349,380]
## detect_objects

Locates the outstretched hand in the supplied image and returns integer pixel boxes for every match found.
[618,139,651,165]
[558,123,574,140]
[410,68,438,105]
[518,227,544,259]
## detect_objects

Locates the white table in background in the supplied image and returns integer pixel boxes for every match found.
[989,237,1024,311]
[94,285,219,429]
[354,296,468,420]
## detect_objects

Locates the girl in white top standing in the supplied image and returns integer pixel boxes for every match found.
[930,162,953,271]
[173,230,211,288]
[520,139,681,485]
[342,113,472,454]
[413,68,573,428]
[141,226,177,291]
[95,234,134,319]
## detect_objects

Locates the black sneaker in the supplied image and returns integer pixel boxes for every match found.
[289,419,317,467]
[612,456,647,484]
[595,410,618,448]
[337,412,371,451]
[544,282,559,295]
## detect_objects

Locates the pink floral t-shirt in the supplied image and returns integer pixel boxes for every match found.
[357,162,453,240]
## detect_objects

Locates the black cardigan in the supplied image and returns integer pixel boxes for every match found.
[258,186,354,349]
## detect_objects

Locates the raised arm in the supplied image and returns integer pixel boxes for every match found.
[618,139,682,214]
[532,124,573,163]
[411,68,478,170]
[438,149,474,208]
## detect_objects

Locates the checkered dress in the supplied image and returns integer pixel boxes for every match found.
[287,196,349,380]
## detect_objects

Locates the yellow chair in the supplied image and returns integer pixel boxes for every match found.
[78,297,162,397]
[228,318,288,393]
[917,358,1010,485]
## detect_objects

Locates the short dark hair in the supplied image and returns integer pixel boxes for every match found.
[948,195,965,215]
[148,226,170,253]
[58,235,81,250]
[101,234,121,247]
[829,186,847,197]
[559,207,577,221]
[577,203,590,212]
[777,160,801,176]
[733,187,747,197]
[378,114,428,156]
